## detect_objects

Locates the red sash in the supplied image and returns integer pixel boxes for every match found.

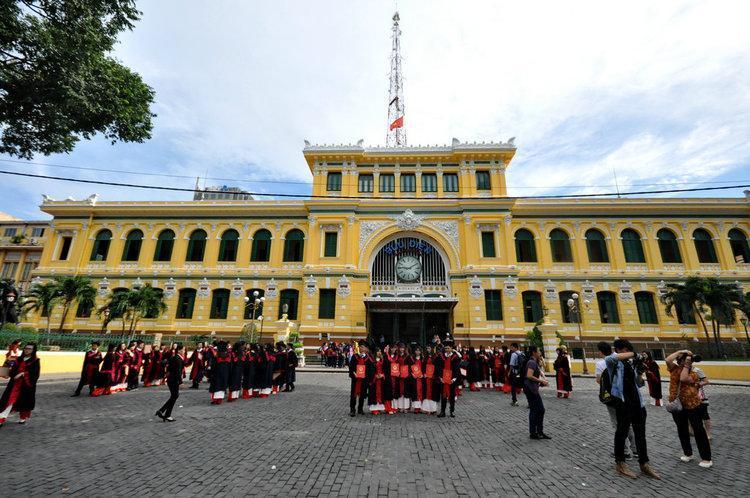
[412,359,423,400]
[442,355,453,397]
[356,364,366,379]
[425,360,434,399]
[353,356,367,396]
[374,362,383,404]
[400,364,409,378]
[390,362,400,378]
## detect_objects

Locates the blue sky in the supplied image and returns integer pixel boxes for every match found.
[2,0,749,219]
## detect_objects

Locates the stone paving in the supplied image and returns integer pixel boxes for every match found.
[1,373,748,497]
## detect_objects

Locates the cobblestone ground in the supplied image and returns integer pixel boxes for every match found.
[1,373,748,497]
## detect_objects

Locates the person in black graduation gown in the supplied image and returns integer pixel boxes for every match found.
[349,342,374,417]
[241,343,254,399]
[209,341,231,404]
[227,341,245,402]
[284,344,298,392]
[155,343,186,422]
[0,343,40,427]
[72,341,102,397]
[434,340,461,418]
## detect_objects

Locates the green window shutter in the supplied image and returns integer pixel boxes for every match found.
[318,289,336,319]
[621,230,645,263]
[481,231,496,257]
[443,173,459,192]
[597,292,620,323]
[176,290,196,319]
[522,291,543,322]
[379,174,394,192]
[421,173,437,192]
[324,232,338,257]
[635,292,658,324]
[279,290,299,320]
[484,290,502,320]
[327,173,342,191]
[476,171,491,190]
[400,174,416,192]
[358,174,373,193]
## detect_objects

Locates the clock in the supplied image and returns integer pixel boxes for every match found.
[396,255,421,282]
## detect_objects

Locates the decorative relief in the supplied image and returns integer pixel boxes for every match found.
[305,275,317,297]
[359,220,390,248]
[543,280,558,300]
[503,275,518,299]
[98,277,110,297]
[337,274,351,298]
[231,278,244,298]
[393,209,424,230]
[163,277,176,299]
[581,280,595,301]
[619,280,633,301]
[427,220,460,252]
[265,278,278,298]
[320,224,342,232]
[469,275,483,298]
[197,278,211,298]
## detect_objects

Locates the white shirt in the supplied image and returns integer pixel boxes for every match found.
[595,358,606,378]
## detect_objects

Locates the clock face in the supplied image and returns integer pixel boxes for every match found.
[396,255,422,282]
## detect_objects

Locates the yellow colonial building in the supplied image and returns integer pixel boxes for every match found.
[24,140,750,355]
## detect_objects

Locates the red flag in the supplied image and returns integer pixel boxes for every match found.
[389,116,404,130]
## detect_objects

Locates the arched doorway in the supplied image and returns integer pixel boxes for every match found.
[365,233,457,346]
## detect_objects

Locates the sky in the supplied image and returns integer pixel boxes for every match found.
[2,0,750,219]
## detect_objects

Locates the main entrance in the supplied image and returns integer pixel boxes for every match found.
[365,297,457,346]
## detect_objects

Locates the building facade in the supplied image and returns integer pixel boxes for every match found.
[0,219,49,293]
[23,141,750,354]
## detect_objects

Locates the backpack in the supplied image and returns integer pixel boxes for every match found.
[512,352,527,383]
[599,366,619,406]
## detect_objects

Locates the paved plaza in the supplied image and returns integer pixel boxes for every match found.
[1,373,748,497]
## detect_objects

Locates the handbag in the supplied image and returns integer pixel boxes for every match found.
[0,365,9,378]
[665,379,683,413]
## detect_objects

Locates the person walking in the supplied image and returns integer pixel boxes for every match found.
[72,341,102,397]
[553,347,573,398]
[156,343,186,422]
[523,346,550,440]
[665,349,713,468]
[508,343,524,406]
[643,351,662,407]
[0,343,40,427]
[605,339,660,479]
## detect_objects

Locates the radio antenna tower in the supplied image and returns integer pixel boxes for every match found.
[386,12,406,147]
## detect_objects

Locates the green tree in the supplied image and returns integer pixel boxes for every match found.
[99,289,130,334]
[0,0,155,158]
[661,277,711,351]
[52,275,96,332]
[699,278,744,358]
[22,280,59,333]
[738,292,750,346]
[98,284,166,337]
[525,320,544,354]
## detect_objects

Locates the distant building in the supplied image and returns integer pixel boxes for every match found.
[193,180,254,201]
[0,219,49,292]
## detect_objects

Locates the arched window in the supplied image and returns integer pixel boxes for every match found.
[283,229,305,262]
[585,229,609,263]
[121,229,143,262]
[154,229,175,262]
[521,290,543,323]
[657,229,682,263]
[186,229,207,262]
[729,228,750,264]
[279,289,299,320]
[90,229,112,261]
[558,290,578,323]
[596,291,619,324]
[210,289,230,319]
[176,288,196,319]
[621,229,645,263]
[693,229,718,263]
[243,288,265,319]
[251,229,272,262]
[514,229,537,263]
[218,229,239,262]
[549,229,573,263]
[634,291,658,324]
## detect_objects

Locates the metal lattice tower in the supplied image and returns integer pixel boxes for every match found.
[386,12,406,147]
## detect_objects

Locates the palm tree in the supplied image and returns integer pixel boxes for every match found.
[127,284,167,338]
[23,281,59,334]
[661,277,711,350]
[99,290,131,334]
[699,278,744,358]
[52,276,97,333]
[738,292,750,345]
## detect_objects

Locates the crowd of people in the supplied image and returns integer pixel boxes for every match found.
[70,339,298,422]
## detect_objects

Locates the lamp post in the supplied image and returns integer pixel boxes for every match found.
[257,316,265,344]
[101,308,110,334]
[741,317,750,346]
[243,291,265,342]
[566,293,590,374]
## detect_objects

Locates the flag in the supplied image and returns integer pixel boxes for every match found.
[389,116,404,130]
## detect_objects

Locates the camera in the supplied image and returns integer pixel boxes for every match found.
[691,354,703,363]
[631,352,648,375]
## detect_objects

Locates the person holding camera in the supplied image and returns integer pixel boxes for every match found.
[604,339,660,479]
[665,349,712,468]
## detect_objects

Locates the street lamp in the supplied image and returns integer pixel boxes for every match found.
[101,307,111,334]
[244,290,265,342]
[566,293,590,374]
[257,316,264,343]
[741,317,750,346]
